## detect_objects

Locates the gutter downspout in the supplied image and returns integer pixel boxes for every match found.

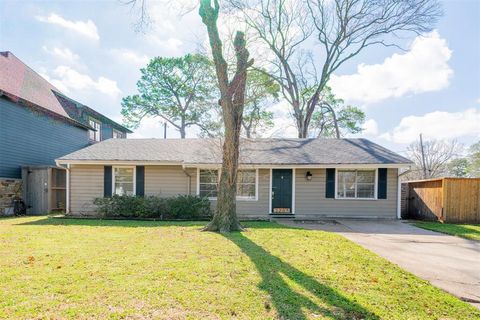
[66,164,70,214]
[182,167,192,195]
[397,168,412,219]
[55,160,70,214]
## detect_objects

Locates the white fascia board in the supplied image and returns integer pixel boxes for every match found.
[56,160,184,166]
[184,163,412,169]
[57,160,412,169]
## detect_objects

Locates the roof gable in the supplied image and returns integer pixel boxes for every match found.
[0,51,70,118]
[0,51,131,133]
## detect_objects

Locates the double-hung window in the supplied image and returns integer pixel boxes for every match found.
[89,118,101,142]
[198,169,257,200]
[236,169,256,200]
[113,167,135,196]
[199,169,219,198]
[337,169,376,199]
[113,129,124,139]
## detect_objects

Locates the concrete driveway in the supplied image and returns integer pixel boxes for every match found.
[281,219,480,308]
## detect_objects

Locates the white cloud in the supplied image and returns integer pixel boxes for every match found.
[36,13,99,40]
[110,49,150,68]
[330,31,453,104]
[380,108,480,144]
[138,1,196,56]
[361,119,379,136]
[48,66,121,98]
[145,35,183,55]
[129,117,171,139]
[42,46,79,64]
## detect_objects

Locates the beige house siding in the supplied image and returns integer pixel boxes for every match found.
[294,168,398,219]
[69,164,103,215]
[144,165,192,197]
[208,169,270,219]
[68,164,399,219]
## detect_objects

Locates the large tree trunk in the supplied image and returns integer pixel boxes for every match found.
[200,0,253,232]
[299,80,327,138]
[207,100,243,231]
[179,126,186,139]
[296,114,307,138]
[242,119,252,138]
[179,116,186,138]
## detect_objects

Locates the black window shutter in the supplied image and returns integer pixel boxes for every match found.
[325,168,335,198]
[104,166,112,197]
[136,166,145,197]
[378,168,387,199]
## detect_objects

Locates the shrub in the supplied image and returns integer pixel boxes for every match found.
[166,195,212,219]
[93,194,211,220]
[143,196,168,219]
[94,195,145,218]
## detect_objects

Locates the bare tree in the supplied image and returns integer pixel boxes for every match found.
[123,0,252,231]
[199,0,254,232]
[229,0,316,137]
[231,0,441,137]
[206,69,279,138]
[302,0,441,138]
[404,139,462,180]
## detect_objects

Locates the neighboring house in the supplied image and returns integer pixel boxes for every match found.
[56,138,413,219]
[0,51,131,179]
[0,51,131,215]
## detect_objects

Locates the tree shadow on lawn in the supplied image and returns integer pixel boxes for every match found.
[16,217,378,318]
[224,231,380,320]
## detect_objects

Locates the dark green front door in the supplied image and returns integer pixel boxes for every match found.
[272,169,293,213]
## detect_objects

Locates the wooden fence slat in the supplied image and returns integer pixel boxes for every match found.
[405,178,480,223]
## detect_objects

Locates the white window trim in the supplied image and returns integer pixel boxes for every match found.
[334,168,378,200]
[112,166,136,196]
[196,168,258,201]
[235,169,259,201]
[196,168,219,201]
[292,168,296,213]
[89,117,101,142]
[113,128,124,139]
[269,168,272,214]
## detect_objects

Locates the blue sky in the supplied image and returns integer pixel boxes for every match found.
[1,0,479,155]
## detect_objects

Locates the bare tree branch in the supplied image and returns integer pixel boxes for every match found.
[230,0,441,137]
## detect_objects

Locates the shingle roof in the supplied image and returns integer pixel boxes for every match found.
[0,51,71,118]
[0,51,131,133]
[57,138,412,165]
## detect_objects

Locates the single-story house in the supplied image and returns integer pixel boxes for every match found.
[56,138,412,219]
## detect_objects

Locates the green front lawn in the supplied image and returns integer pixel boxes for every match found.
[414,221,480,241]
[0,217,478,319]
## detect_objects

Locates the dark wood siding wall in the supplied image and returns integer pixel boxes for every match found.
[0,97,89,178]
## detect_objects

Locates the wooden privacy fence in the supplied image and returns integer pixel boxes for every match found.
[402,178,480,223]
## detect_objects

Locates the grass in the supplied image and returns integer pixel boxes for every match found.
[0,217,478,320]
[414,221,480,241]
